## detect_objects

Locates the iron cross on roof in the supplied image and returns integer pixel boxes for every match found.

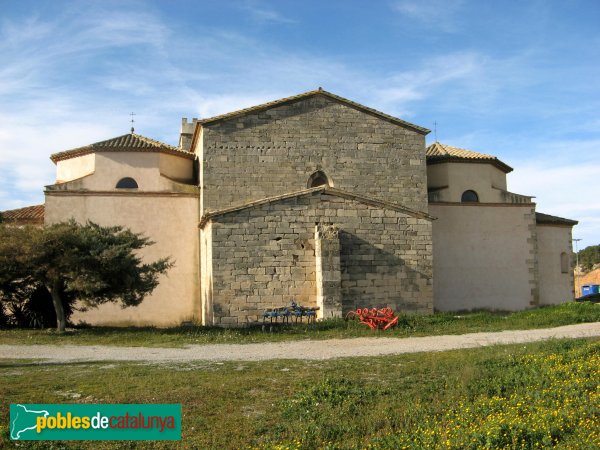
[130,112,136,134]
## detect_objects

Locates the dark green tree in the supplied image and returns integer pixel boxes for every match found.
[0,221,173,332]
[576,244,600,272]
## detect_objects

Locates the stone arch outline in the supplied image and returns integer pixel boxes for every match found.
[307,170,333,188]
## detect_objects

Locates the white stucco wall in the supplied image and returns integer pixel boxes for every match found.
[427,162,508,203]
[431,203,536,311]
[60,152,193,192]
[426,163,448,188]
[159,153,194,182]
[56,153,95,183]
[537,225,574,305]
[44,193,200,326]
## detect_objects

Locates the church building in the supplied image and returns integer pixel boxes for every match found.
[1,89,578,326]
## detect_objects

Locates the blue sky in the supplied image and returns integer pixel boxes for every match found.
[0,0,598,247]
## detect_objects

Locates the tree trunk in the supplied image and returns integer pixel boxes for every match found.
[48,280,66,333]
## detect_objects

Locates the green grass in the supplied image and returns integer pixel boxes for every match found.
[0,338,598,449]
[0,301,599,348]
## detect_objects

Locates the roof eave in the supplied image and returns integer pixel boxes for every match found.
[198,89,430,135]
[0,204,45,225]
[536,220,579,227]
[50,148,93,164]
[426,156,513,173]
[50,146,196,164]
[199,186,434,228]
[535,212,579,227]
[50,133,191,163]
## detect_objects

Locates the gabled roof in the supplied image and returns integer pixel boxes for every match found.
[426,142,513,173]
[200,186,433,227]
[0,204,44,225]
[50,133,195,163]
[536,212,578,227]
[197,89,431,135]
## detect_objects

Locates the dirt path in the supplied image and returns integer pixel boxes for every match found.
[1,322,599,363]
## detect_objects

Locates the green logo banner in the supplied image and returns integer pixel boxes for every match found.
[10,404,181,440]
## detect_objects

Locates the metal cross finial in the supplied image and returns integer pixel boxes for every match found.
[130,112,136,134]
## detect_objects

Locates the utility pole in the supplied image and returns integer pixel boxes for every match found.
[573,238,582,297]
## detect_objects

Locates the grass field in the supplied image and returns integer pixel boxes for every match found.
[1,338,598,449]
[1,302,599,348]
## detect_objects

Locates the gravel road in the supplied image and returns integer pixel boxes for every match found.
[1,322,599,363]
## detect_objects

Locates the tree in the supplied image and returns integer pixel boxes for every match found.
[1,282,75,329]
[0,221,173,332]
[576,244,600,272]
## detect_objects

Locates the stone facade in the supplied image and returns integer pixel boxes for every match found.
[315,223,342,319]
[201,189,433,326]
[2,89,576,328]
[199,94,428,213]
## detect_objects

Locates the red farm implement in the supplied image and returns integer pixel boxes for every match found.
[345,307,399,330]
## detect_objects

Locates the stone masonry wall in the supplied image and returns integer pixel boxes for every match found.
[315,223,342,319]
[201,95,427,213]
[206,191,433,326]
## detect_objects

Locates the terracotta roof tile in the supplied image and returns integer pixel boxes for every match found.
[50,133,194,163]
[426,142,513,173]
[0,204,44,225]
[198,89,431,135]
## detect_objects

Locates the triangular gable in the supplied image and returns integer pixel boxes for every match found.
[196,89,430,135]
[199,186,434,228]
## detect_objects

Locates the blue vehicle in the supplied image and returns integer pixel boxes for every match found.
[581,285,600,297]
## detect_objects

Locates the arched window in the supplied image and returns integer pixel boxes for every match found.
[461,190,479,203]
[307,170,331,188]
[560,252,569,273]
[116,177,138,189]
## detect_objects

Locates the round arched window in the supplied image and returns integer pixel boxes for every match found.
[307,170,331,188]
[461,190,479,202]
[116,177,138,189]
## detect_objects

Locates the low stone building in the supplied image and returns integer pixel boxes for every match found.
[1,89,578,326]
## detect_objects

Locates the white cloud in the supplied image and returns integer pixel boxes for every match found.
[0,2,598,249]
[509,142,600,246]
[392,0,465,32]
[0,5,541,212]
[80,10,169,49]
[193,93,283,120]
[369,51,485,116]
[238,0,297,24]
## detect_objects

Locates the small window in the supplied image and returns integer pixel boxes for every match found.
[560,252,569,273]
[461,190,479,203]
[116,177,138,189]
[307,170,331,188]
